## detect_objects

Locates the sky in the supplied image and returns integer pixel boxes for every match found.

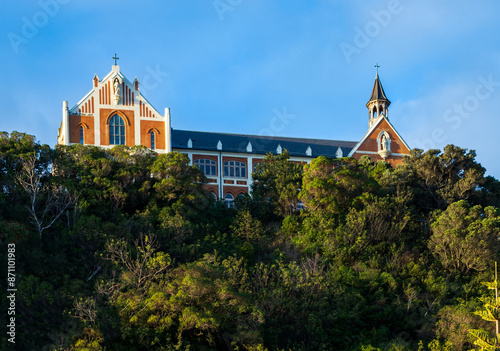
[1,1,500,178]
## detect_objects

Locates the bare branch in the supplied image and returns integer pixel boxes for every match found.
[104,234,171,292]
[15,153,74,238]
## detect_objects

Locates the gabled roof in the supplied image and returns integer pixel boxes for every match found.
[68,65,163,118]
[368,74,390,104]
[101,65,127,83]
[172,129,357,158]
[347,116,410,157]
[70,90,94,112]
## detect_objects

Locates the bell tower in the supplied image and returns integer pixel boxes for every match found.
[367,64,391,128]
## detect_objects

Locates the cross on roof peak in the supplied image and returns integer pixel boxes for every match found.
[112,54,119,65]
[374,63,380,77]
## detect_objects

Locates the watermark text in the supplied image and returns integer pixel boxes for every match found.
[7,243,16,344]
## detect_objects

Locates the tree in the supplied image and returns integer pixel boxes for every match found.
[95,254,264,350]
[429,201,500,275]
[0,131,52,221]
[16,153,74,238]
[0,131,50,188]
[53,144,126,215]
[108,144,157,212]
[151,151,208,218]
[251,150,303,218]
[53,144,157,216]
[382,145,486,211]
[324,194,413,263]
[435,303,485,351]
[469,263,500,350]
[103,233,171,293]
[300,156,377,218]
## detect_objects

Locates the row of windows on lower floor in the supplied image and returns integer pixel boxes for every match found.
[195,159,248,178]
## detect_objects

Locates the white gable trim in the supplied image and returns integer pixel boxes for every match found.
[70,89,95,112]
[137,94,162,118]
[355,150,408,156]
[101,66,126,83]
[347,116,410,157]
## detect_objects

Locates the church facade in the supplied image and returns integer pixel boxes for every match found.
[57,62,410,202]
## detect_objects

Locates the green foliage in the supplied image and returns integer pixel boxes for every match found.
[0,131,53,223]
[4,135,500,350]
[434,303,482,350]
[0,220,31,243]
[252,150,303,218]
[429,201,500,275]
[426,339,454,351]
[381,145,486,212]
[100,255,265,350]
[300,156,377,219]
[469,264,500,350]
[152,151,209,218]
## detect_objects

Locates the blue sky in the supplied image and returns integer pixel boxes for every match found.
[1,1,500,178]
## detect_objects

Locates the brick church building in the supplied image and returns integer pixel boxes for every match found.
[57,61,410,203]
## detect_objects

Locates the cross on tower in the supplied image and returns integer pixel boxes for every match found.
[374,63,380,76]
[112,54,119,65]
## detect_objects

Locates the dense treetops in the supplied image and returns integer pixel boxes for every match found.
[2,131,500,350]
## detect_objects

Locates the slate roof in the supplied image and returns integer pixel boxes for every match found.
[171,129,357,158]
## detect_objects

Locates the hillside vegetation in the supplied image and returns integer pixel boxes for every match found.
[2,131,500,351]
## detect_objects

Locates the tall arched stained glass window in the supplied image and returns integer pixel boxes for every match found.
[109,115,125,145]
[79,126,84,144]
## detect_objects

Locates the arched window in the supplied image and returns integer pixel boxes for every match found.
[150,131,156,150]
[194,159,217,176]
[79,126,84,145]
[109,114,125,145]
[224,161,246,178]
[224,193,234,208]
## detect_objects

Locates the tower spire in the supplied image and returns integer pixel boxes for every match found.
[366,65,390,128]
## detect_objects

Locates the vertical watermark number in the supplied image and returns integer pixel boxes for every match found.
[7,243,16,344]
